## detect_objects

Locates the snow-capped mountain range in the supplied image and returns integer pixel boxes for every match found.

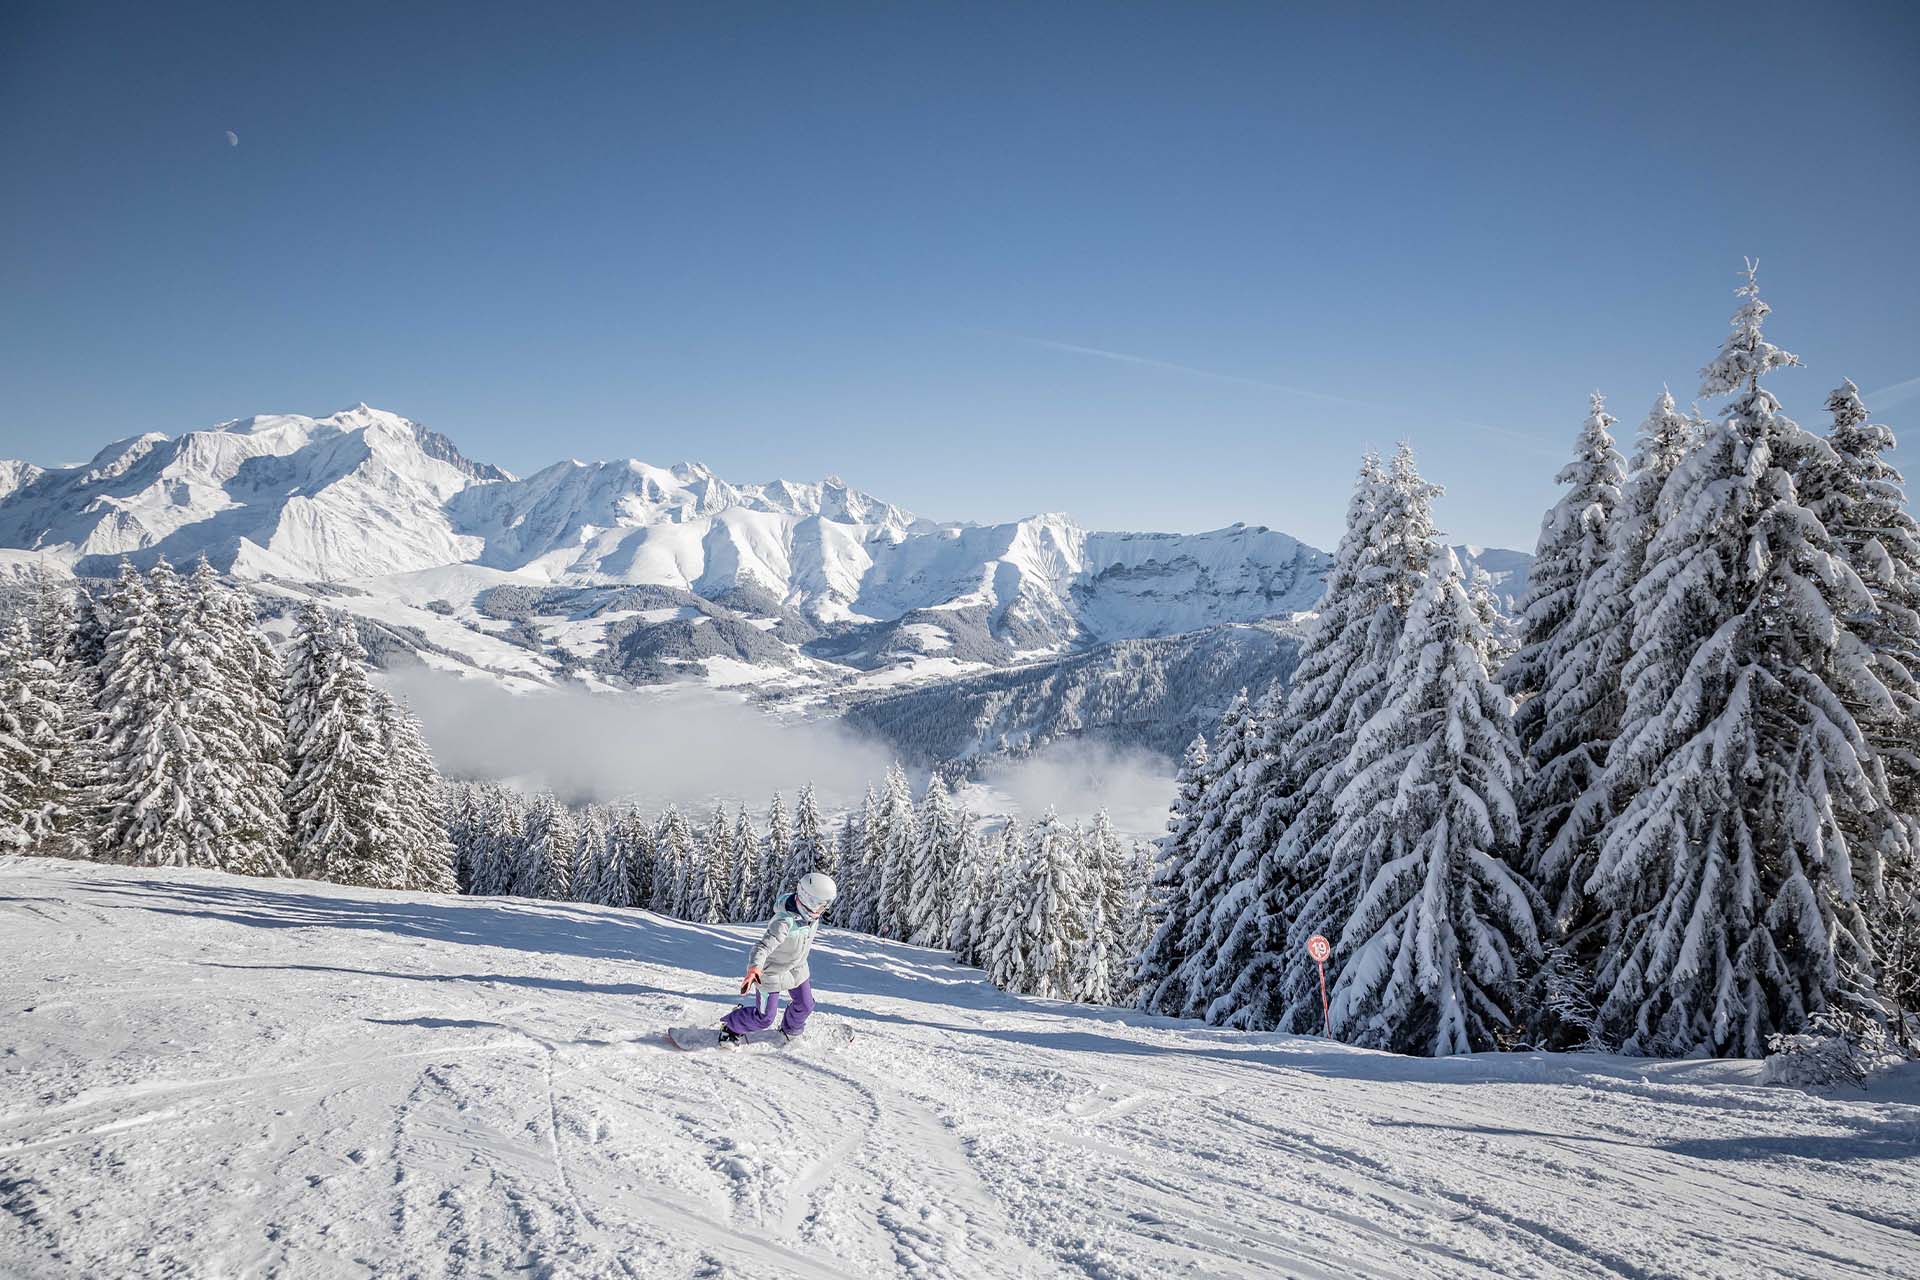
[0,406,1528,764]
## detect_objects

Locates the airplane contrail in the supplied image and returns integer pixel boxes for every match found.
[1003,331,1561,456]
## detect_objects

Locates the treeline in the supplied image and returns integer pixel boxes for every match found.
[445,765,1150,1005]
[0,560,455,892]
[1142,264,1920,1063]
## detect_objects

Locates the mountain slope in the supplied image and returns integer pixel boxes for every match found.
[0,408,1528,761]
[0,406,1338,667]
[838,619,1308,770]
[4,860,1914,1279]
[0,407,502,580]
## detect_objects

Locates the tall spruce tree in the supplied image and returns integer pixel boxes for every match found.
[875,763,920,939]
[1010,811,1085,999]
[0,611,83,859]
[1527,392,1698,1032]
[374,691,456,892]
[728,805,758,920]
[788,783,825,889]
[1588,264,1895,1056]
[285,602,397,885]
[91,562,181,865]
[979,820,1025,984]
[0,622,36,854]
[1135,734,1212,1005]
[1506,397,1625,897]
[1258,445,1443,1033]
[1076,811,1133,1006]
[654,806,695,915]
[906,776,962,947]
[761,791,794,915]
[1323,551,1539,1055]
[1505,394,1625,755]
[947,815,986,960]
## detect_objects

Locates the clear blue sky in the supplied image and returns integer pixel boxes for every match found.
[3,1,1916,550]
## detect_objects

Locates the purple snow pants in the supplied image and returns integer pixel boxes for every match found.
[723,979,815,1037]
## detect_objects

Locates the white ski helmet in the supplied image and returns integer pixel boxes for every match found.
[795,871,838,915]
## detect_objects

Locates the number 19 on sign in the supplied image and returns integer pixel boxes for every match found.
[1306,934,1331,1036]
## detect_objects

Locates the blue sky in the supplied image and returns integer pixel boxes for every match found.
[3,1,1916,550]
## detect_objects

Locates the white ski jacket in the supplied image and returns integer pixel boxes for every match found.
[746,896,820,992]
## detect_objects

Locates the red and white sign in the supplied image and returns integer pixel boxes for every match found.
[1306,934,1332,1036]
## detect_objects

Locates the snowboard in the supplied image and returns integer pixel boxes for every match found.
[663,1023,854,1053]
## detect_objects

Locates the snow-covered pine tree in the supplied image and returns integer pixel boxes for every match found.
[1529,392,1697,1015]
[571,809,608,903]
[1807,379,1920,943]
[1174,693,1270,1019]
[788,782,825,888]
[202,571,292,876]
[481,786,529,897]
[0,611,83,859]
[1008,811,1086,999]
[1323,550,1539,1055]
[164,560,284,875]
[1135,692,1249,1016]
[695,805,733,923]
[285,601,400,886]
[1588,263,1894,1056]
[1116,839,1155,1007]
[372,690,456,893]
[1198,458,1389,1027]
[453,784,515,895]
[1467,567,1516,670]
[946,813,985,961]
[729,805,759,920]
[654,805,695,915]
[603,806,641,909]
[1262,443,1444,1032]
[1505,396,1626,924]
[0,622,35,853]
[981,819,1029,990]
[1074,811,1132,1005]
[521,792,576,900]
[1134,734,1211,1004]
[761,791,793,915]
[822,810,851,883]
[875,763,920,940]
[90,561,186,865]
[1506,393,1625,744]
[906,775,962,947]
[834,785,883,934]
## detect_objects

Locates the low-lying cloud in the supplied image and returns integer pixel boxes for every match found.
[386,669,893,813]
[974,740,1177,841]
[387,668,1178,841]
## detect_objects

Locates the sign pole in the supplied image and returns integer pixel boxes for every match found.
[1307,934,1332,1037]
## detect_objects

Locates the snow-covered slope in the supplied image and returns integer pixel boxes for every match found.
[841,620,1309,770]
[4,860,1915,1279]
[0,459,42,504]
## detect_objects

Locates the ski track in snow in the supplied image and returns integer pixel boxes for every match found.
[2,862,1918,1279]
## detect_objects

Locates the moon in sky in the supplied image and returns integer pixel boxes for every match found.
[225,131,239,147]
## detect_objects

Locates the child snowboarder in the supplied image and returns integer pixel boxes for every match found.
[717,871,838,1048]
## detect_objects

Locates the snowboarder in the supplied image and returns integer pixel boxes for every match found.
[717,871,838,1048]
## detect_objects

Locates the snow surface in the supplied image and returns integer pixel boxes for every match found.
[4,860,1917,1279]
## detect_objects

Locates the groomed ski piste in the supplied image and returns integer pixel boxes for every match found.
[3,861,1917,1279]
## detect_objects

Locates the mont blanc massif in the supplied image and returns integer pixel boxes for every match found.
[0,404,1529,772]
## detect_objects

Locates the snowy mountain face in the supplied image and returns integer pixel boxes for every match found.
[0,407,1528,763]
[0,407,496,580]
